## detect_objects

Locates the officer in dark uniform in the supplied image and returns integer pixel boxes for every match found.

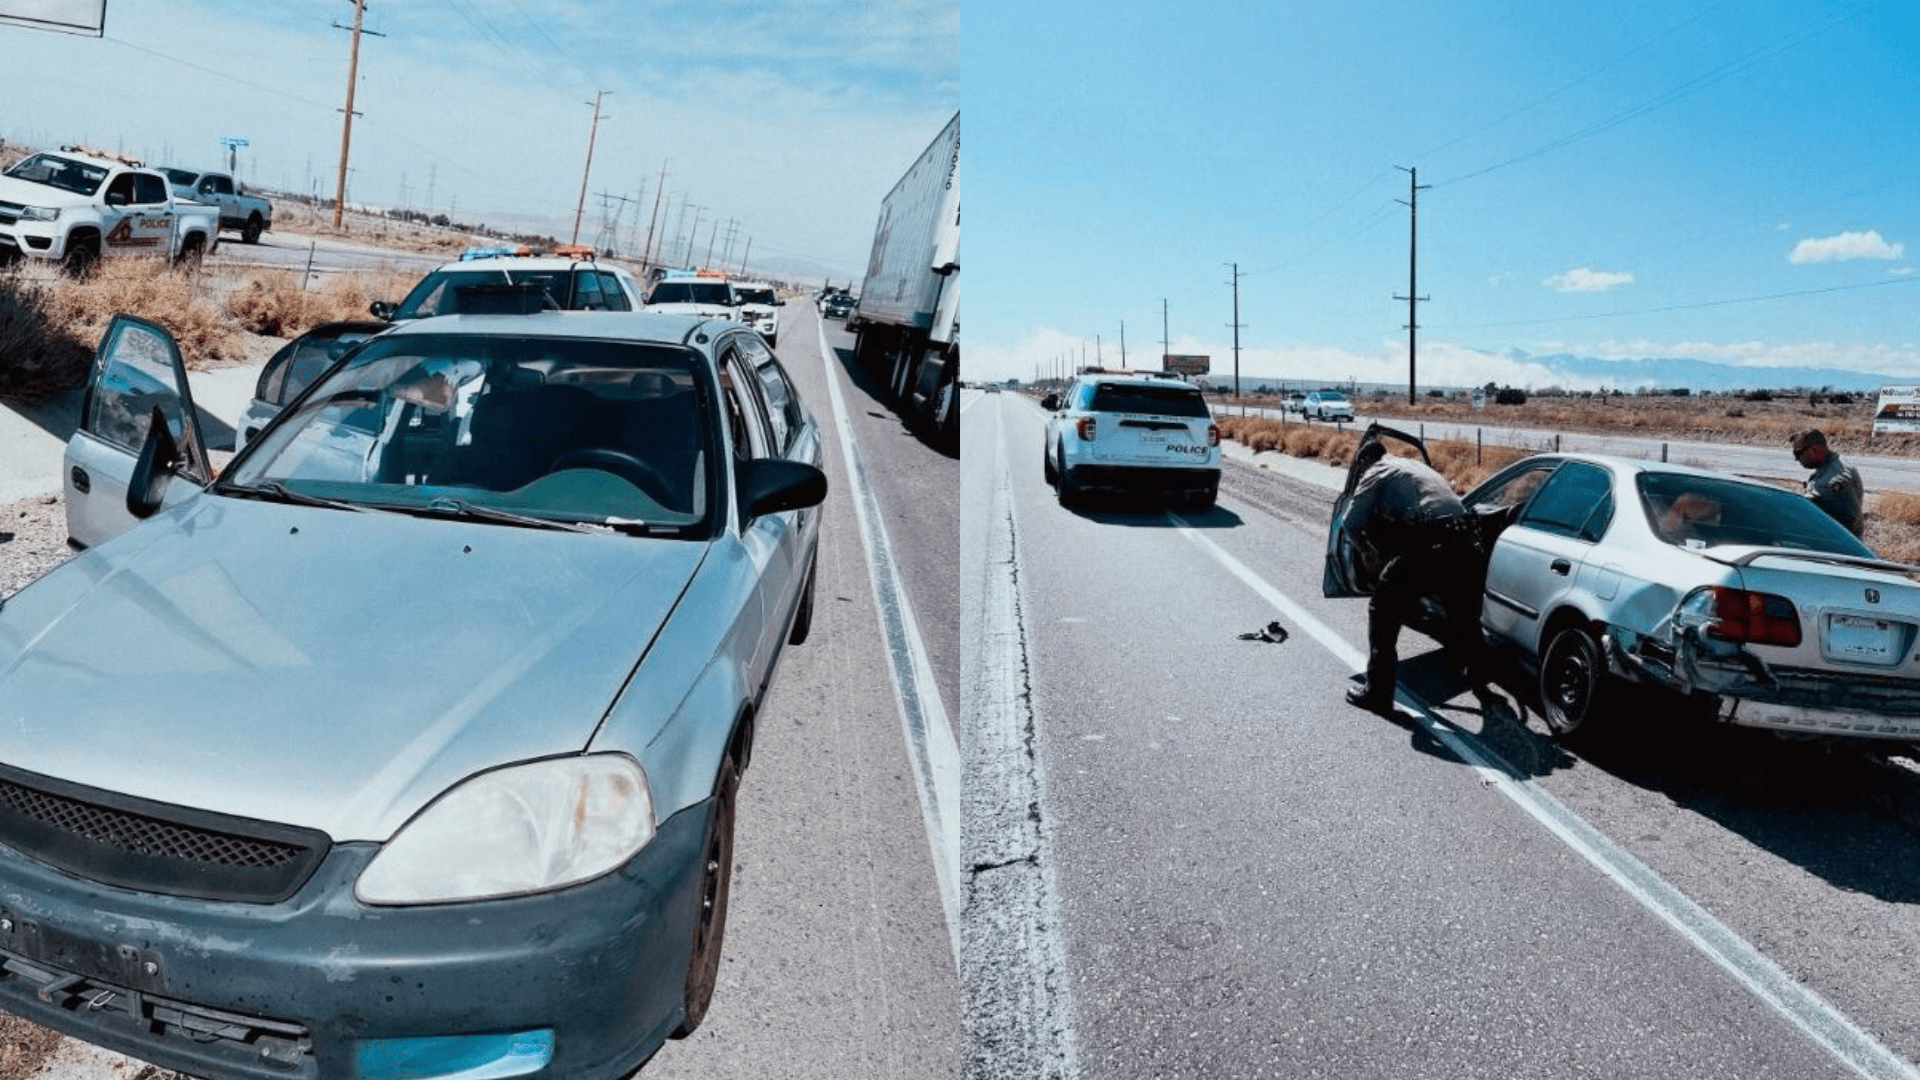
[1341,446,1490,713]
[1789,428,1865,536]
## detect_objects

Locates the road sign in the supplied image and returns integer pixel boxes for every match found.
[1164,353,1210,375]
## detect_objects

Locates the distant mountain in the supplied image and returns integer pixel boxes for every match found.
[1520,353,1901,393]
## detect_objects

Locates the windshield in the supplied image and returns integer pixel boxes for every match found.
[225,333,717,534]
[1315,391,1349,402]
[648,280,733,306]
[393,269,576,319]
[1637,471,1873,555]
[5,153,107,196]
[161,168,199,187]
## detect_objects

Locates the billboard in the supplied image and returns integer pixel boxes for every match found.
[0,0,105,35]
[1872,386,1920,435]
[1163,353,1210,375]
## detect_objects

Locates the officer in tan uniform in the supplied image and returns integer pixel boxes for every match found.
[1342,446,1491,714]
[1789,428,1865,536]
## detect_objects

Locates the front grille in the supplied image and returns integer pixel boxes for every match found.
[0,762,329,904]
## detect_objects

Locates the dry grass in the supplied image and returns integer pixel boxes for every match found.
[1868,491,1920,564]
[1217,413,1531,491]
[0,256,412,404]
[225,266,408,336]
[1221,387,1920,457]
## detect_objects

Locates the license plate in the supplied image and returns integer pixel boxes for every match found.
[1135,433,1165,444]
[1827,614,1903,664]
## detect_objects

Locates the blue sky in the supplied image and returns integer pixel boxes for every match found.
[967,0,1920,389]
[2,0,957,284]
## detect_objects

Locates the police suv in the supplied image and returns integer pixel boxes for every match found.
[1042,370,1221,509]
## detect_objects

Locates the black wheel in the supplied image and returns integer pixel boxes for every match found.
[1539,625,1609,737]
[671,753,738,1039]
[787,550,817,645]
[1057,462,1082,508]
[242,215,263,244]
[175,235,205,269]
[61,235,99,277]
[548,448,673,503]
[1188,481,1218,511]
[1042,444,1057,483]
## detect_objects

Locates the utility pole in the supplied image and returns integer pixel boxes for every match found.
[1119,320,1127,367]
[571,90,610,245]
[331,0,377,230]
[1161,298,1170,370]
[1225,262,1244,399]
[737,236,752,276]
[641,160,668,274]
[1394,165,1431,405]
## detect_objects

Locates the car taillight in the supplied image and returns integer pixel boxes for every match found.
[1207,422,1220,446]
[1698,586,1802,646]
[1076,416,1096,441]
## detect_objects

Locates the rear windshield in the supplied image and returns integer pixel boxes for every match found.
[394,269,575,319]
[1085,383,1211,417]
[1637,472,1872,555]
[648,280,734,305]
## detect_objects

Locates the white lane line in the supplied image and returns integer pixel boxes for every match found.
[1173,520,1920,1080]
[814,318,962,961]
[961,398,1078,1078]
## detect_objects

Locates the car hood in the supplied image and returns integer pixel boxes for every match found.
[0,495,707,841]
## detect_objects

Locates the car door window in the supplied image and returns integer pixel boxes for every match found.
[599,272,633,311]
[571,270,607,310]
[717,344,774,462]
[735,336,802,455]
[1516,461,1613,542]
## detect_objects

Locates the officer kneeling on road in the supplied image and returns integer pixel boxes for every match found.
[1341,445,1493,714]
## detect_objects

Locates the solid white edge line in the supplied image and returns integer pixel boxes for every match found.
[815,317,963,965]
[1172,519,1920,1080]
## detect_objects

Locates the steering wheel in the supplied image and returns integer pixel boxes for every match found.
[549,449,674,504]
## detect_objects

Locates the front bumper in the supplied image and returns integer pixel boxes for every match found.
[0,800,711,1080]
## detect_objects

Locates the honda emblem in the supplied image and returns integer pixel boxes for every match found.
[1865,588,1881,604]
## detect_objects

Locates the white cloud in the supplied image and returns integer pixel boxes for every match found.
[1544,267,1634,294]
[1789,230,1904,264]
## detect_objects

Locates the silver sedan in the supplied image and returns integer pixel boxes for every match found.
[5,308,826,1080]
[1328,425,1920,742]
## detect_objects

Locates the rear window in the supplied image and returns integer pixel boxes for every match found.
[1637,472,1872,555]
[648,280,734,305]
[1085,383,1211,418]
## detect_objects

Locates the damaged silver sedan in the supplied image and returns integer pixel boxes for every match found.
[1329,426,1920,742]
[1,308,826,1080]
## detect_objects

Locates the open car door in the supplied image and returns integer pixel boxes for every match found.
[62,313,211,549]
[1322,422,1431,598]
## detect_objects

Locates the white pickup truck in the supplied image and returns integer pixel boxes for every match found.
[160,166,272,244]
[0,147,220,274]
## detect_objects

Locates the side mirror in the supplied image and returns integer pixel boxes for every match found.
[774,298,787,306]
[1041,394,1061,411]
[369,300,396,321]
[737,458,828,521]
[128,405,180,519]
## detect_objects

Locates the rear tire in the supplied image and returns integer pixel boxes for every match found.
[670,754,738,1039]
[242,215,263,244]
[1057,462,1082,508]
[1539,626,1610,738]
[175,235,205,269]
[1042,444,1057,483]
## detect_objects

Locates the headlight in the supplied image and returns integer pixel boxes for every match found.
[19,205,59,222]
[356,755,655,905]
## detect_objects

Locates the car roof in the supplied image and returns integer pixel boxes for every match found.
[1502,451,1785,490]
[377,309,734,346]
[431,256,625,273]
[1078,372,1196,387]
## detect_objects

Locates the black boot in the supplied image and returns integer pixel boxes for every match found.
[1345,682,1395,713]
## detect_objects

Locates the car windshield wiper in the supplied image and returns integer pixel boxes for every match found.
[221,479,373,514]
[415,496,603,534]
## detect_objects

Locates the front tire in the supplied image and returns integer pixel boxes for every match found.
[61,235,99,277]
[787,552,817,645]
[671,753,738,1039]
[1539,625,1610,737]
